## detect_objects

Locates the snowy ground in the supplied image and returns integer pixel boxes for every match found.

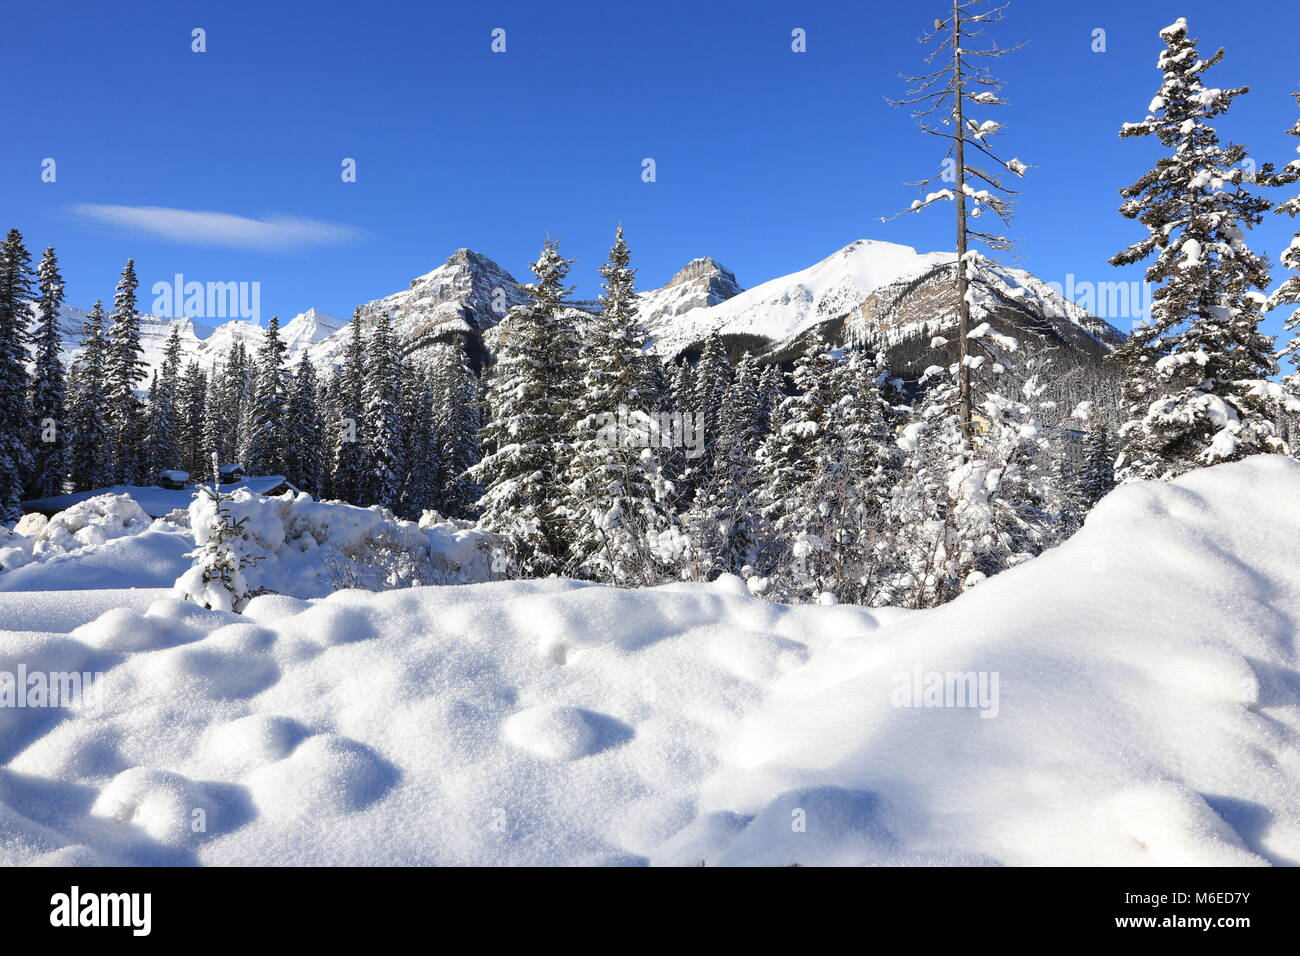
[2,456,1299,866]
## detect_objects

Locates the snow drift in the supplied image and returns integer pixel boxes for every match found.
[2,456,1299,865]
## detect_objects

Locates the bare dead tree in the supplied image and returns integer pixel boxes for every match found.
[884,0,1027,440]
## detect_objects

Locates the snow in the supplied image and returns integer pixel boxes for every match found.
[2,456,1299,865]
[21,477,295,520]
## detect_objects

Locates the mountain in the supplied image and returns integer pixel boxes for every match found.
[642,239,1126,379]
[33,240,1122,386]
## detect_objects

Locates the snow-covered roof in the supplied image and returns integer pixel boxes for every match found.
[21,476,296,518]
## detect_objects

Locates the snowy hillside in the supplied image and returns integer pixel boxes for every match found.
[2,456,1298,866]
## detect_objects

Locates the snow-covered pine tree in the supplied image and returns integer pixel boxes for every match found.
[803,348,904,604]
[564,226,683,585]
[26,245,67,498]
[688,332,732,481]
[887,0,1027,440]
[173,454,265,613]
[1111,17,1287,481]
[469,239,582,576]
[755,333,838,600]
[284,353,324,495]
[144,325,183,481]
[104,259,148,485]
[877,314,1050,608]
[1269,89,1300,428]
[756,361,785,438]
[330,309,368,504]
[362,309,406,510]
[66,300,111,492]
[241,315,289,478]
[0,229,34,519]
[685,353,766,579]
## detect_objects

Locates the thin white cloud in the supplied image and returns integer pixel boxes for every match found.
[70,204,366,251]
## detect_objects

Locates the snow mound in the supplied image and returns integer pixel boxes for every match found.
[1,456,1298,866]
[0,494,152,574]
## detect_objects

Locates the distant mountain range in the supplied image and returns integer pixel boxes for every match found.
[35,239,1125,382]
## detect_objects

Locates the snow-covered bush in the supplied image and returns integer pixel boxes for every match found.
[0,494,153,573]
[173,484,266,613]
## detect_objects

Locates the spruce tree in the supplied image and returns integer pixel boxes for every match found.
[0,229,34,518]
[66,300,111,492]
[565,226,681,585]
[469,239,582,575]
[362,309,406,509]
[242,316,289,477]
[431,339,482,519]
[144,325,183,480]
[1270,90,1300,416]
[284,353,324,495]
[1111,18,1286,481]
[177,360,209,477]
[686,353,766,579]
[27,246,67,497]
[329,309,368,503]
[105,259,147,485]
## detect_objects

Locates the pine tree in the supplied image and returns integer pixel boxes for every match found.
[400,361,440,519]
[362,309,406,509]
[565,226,682,585]
[469,239,582,575]
[177,360,209,477]
[756,333,837,596]
[0,229,34,518]
[104,258,148,485]
[329,309,368,503]
[804,349,904,603]
[1077,415,1116,511]
[27,246,67,497]
[430,339,482,519]
[1270,90,1300,420]
[66,300,111,492]
[284,353,324,495]
[888,0,1027,440]
[686,353,766,579]
[144,325,183,480]
[174,454,265,613]
[241,316,289,477]
[1111,17,1286,481]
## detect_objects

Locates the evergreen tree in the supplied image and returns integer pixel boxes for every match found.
[400,361,440,518]
[362,309,406,509]
[329,309,368,503]
[144,325,183,479]
[66,300,111,492]
[430,340,482,519]
[27,245,67,497]
[755,333,837,596]
[1078,415,1117,511]
[177,360,209,477]
[686,353,766,579]
[1270,89,1300,418]
[242,316,289,476]
[0,229,34,518]
[1111,17,1286,481]
[104,259,148,484]
[469,239,582,575]
[284,353,324,495]
[565,226,682,584]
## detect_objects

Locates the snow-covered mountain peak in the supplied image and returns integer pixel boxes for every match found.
[645,239,954,355]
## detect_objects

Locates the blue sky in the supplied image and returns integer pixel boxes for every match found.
[1,0,1297,338]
